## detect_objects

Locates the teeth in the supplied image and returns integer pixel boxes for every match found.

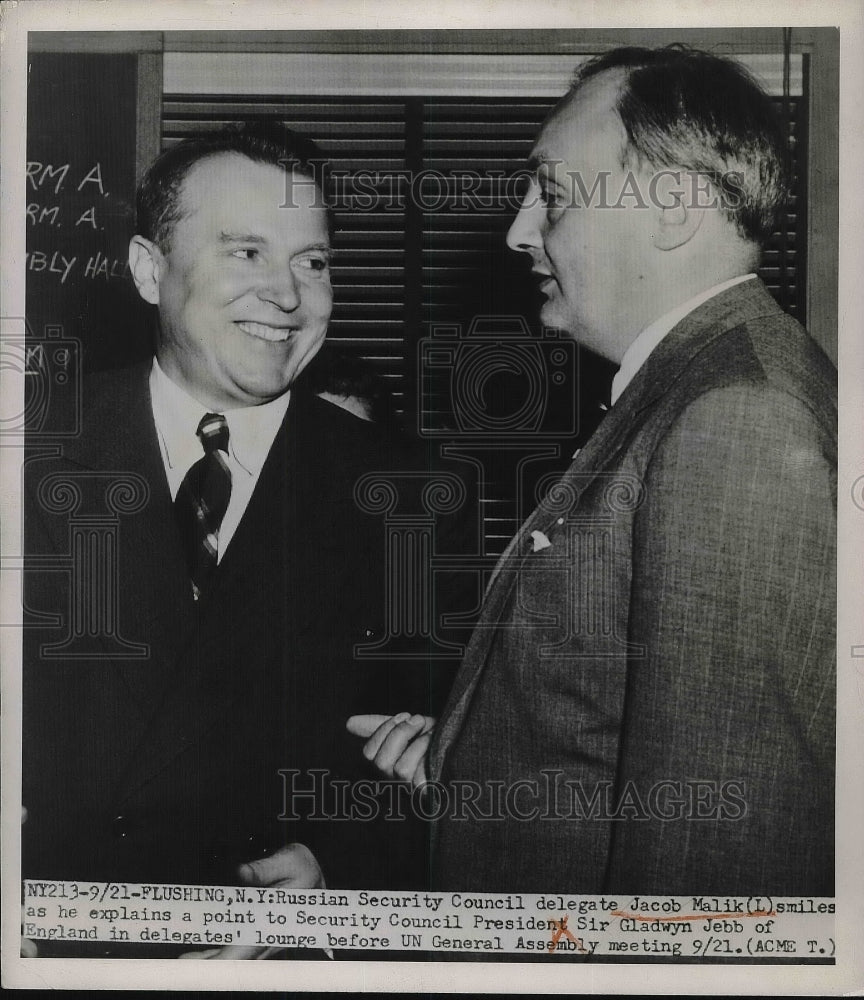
[237,321,291,342]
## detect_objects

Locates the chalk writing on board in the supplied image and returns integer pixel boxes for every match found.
[25,159,130,285]
[26,161,106,195]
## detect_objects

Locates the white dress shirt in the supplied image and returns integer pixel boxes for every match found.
[149,359,290,561]
[610,273,757,406]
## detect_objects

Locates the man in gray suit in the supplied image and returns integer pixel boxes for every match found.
[351,46,835,896]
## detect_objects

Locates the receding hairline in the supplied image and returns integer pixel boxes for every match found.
[175,149,321,195]
[529,69,631,169]
[160,150,327,241]
[554,66,628,125]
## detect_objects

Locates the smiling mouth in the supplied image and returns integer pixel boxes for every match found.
[236,321,294,343]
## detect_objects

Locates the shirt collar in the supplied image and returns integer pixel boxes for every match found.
[149,359,291,478]
[224,389,291,476]
[610,273,757,406]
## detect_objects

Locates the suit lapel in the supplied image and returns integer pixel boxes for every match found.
[60,365,195,696]
[114,390,351,800]
[431,278,784,778]
[114,396,292,798]
[429,397,638,778]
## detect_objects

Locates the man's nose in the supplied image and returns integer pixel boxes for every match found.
[506,186,544,253]
[259,266,300,311]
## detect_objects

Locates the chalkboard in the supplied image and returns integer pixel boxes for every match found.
[26,53,153,378]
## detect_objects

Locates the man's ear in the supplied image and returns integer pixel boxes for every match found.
[128,235,164,305]
[650,171,706,252]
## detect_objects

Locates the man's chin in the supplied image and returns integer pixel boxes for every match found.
[225,371,295,407]
[539,302,572,335]
[247,384,293,405]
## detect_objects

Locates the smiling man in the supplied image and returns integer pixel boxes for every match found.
[22,124,433,956]
[130,147,333,411]
[354,47,836,901]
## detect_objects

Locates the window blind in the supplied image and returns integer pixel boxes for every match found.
[163,90,807,552]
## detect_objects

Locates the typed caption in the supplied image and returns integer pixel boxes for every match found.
[22,881,835,959]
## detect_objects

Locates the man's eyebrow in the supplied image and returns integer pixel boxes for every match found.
[218,233,331,254]
[526,152,544,173]
[219,231,267,244]
[526,155,569,190]
[527,149,558,173]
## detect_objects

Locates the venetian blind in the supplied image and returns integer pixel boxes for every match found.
[162,88,806,551]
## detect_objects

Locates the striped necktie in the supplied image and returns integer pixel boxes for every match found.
[174,412,232,600]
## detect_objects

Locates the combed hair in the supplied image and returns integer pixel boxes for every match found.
[136,120,332,250]
[566,46,790,245]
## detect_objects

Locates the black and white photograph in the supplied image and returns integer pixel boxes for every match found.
[1,0,861,993]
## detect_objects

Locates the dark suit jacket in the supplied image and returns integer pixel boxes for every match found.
[23,363,456,918]
[430,279,836,897]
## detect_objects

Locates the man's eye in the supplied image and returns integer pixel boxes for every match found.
[293,255,331,273]
[231,248,259,260]
[512,172,532,202]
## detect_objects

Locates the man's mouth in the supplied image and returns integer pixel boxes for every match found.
[236,321,294,343]
[532,270,555,292]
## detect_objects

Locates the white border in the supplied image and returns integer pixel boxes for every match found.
[2,0,862,993]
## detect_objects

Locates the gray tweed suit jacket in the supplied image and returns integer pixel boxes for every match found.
[429,278,836,896]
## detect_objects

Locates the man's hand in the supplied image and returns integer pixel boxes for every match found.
[346,712,435,789]
[178,843,326,960]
